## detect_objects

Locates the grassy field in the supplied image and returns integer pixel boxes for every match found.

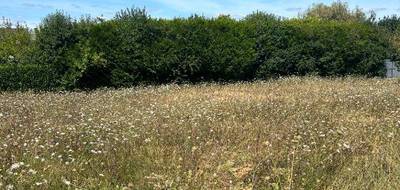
[0,77,400,190]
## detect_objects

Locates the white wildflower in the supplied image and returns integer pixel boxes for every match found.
[8,162,24,173]
[28,169,37,175]
[191,146,198,152]
[62,178,71,186]
[6,184,14,190]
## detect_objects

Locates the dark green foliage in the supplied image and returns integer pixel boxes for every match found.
[144,15,257,83]
[1,3,399,91]
[80,8,157,87]
[255,19,390,78]
[110,8,155,86]
[378,16,400,61]
[207,16,257,81]
[0,64,59,91]
[379,15,400,33]
[147,16,214,83]
[34,11,77,74]
[60,17,109,89]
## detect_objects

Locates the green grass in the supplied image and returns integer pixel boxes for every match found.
[0,77,399,189]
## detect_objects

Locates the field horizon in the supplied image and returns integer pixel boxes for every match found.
[1,77,400,189]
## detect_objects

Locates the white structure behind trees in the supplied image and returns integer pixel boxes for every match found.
[385,59,400,78]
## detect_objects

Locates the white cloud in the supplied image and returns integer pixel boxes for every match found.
[372,8,388,12]
[21,3,53,9]
[286,7,304,12]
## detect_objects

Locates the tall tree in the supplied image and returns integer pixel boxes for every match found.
[34,11,77,72]
[302,1,368,22]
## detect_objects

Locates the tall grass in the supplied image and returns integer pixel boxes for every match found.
[0,77,399,189]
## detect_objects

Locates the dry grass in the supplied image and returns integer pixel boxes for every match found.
[1,77,400,190]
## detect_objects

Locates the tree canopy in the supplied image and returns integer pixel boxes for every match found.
[0,2,399,90]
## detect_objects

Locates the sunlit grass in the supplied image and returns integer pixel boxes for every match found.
[1,77,399,189]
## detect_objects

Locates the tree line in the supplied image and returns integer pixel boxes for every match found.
[0,2,399,90]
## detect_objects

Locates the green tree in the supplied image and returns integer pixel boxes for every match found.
[34,11,77,73]
[61,16,109,89]
[379,16,400,60]
[107,7,157,86]
[302,2,368,22]
[0,18,33,64]
[379,15,400,33]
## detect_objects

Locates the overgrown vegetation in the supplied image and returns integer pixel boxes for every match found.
[0,2,399,90]
[0,64,59,91]
[379,15,400,56]
[1,78,400,189]
[0,17,33,65]
[301,2,372,22]
[1,2,400,189]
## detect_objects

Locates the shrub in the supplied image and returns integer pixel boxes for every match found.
[255,19,390,78]
[148,15,256,83]
[301,2,368,22]
[0,64,59,91]
[0,22,33,64]
[109,7,155,87]
[34,11,77,73]
[379,16,400,60]
[1,3,399,91]
[378,15,400,33]
[146,16,213,83]
[60,17,110,89]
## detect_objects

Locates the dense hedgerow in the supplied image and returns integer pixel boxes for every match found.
[0,3,400,90]
[0,64,59,91]
[255,19,391,78]
[379,15,400,58]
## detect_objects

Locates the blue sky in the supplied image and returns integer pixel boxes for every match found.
[1,0,400,27]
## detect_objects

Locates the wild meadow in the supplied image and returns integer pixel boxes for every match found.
[1,77,399,189]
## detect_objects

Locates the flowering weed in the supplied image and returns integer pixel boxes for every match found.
[0,77,399,189]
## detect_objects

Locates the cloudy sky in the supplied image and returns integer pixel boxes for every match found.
[1,0,400,27]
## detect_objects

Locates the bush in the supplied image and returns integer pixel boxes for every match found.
[301,2,368,22]
[0,64,59,91]
[1,3,399,91]
[110,7,155,86]
[0,24,33,64]
[379,16,400,60]
[255,19,390,78]
[146,16,213,83]
[147,15,257,83]
[34,11,77,73]
[379,15,400,33]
